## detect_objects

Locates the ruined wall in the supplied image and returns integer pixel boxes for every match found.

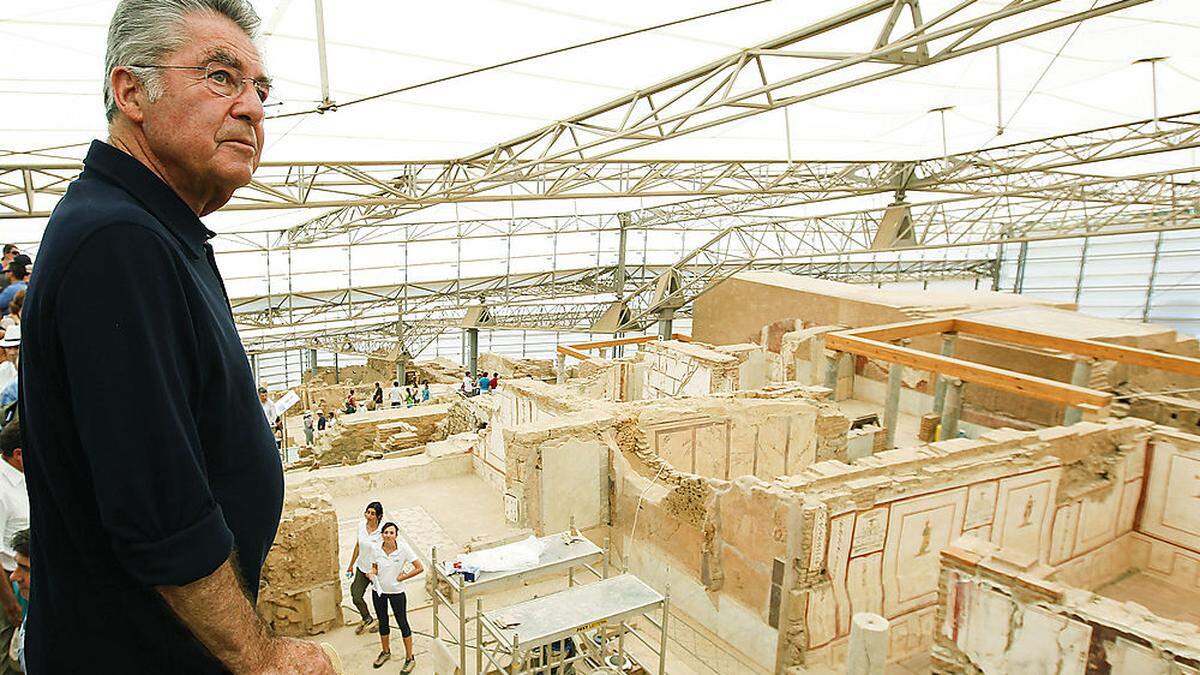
[933,539,1200,674]
[1134,428,1200,588]
[1129,394,1200,433]
[636,396,848,481]
[502,410,614,533]
[477,352,556,381]
[482,380,589,478]
[642,340,763,399]
[257,489,343,636]
[692,273,1057,346]
[309,403,451,465]
[776,419,1154,670]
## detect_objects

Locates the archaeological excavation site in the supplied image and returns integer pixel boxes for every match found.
[11,2,1200,672]
[257,274,1200,674]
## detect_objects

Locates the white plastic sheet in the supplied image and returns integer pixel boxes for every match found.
[458,535,547,573]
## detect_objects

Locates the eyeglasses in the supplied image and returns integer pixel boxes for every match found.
[128,61,271,103]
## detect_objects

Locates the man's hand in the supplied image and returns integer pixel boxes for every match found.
[257,637,336,675]
[158,557,337,674]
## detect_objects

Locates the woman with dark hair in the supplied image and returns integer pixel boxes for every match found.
[366,522,422,671]
[345,501,384,634]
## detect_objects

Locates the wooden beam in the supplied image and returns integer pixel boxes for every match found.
[556,345,590,360]
[955,319,1200,377]
[843,317,956,342]
[825,333,1112,408]
[566,334,661,351]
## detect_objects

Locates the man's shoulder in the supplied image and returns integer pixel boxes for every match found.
[43,174,172,255]
[36,179,181,285]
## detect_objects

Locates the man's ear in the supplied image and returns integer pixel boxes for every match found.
[110,67,149,124]
[11,448,19,464]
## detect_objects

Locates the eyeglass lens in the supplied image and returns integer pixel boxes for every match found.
[204,62,270,103]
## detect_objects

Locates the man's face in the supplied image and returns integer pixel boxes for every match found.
[258,391,267,403]
[10,553,28,601]
[138,13,267,214]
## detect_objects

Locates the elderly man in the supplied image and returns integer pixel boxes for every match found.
[20,1,333,671]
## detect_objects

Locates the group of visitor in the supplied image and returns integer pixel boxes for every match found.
[0,247,31,668]
[382,381,430,409]
[0,369,33,671]
[460,371,501,397]
[0,247,29,410]
[345,501,421,671]
[343,381,431,415]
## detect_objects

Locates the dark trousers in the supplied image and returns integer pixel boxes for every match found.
[371,591,412,638]
[350,569,374,622]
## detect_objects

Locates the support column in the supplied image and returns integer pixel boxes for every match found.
[465,327,479,380]
[333,352,340,383]
[657,308,675,340]
[883,343,907,449]
[931,332,959,414]
[308,348,318,377]
[939,378,964,440]
[1063,357,1093,425]
[556,353,567,385]
[847,613,889,675]
[824,351,848,395]
[808,334,826,385]
[250,354,259,385]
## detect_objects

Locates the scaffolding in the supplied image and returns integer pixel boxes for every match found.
[430,529,608,674]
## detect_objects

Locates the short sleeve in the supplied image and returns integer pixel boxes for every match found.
[56,224,233,587]
[400,542,418,568]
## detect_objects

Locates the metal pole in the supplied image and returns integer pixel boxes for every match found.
[308,348,318,377]
[657,308,674,340]
[615,213,629,294]
[1014,240,1029,293]
[510,634,520,675]
[459,585,467,675]
[1073,236,1089,305]
[431,547,439,639]
[476,598,484,675]
[994,46,1004,135]
[313,0,333,109]
[466,327,479,381]
[602,536,610,579]
[939,378,964,440]
[1063,358,1093,425]
[250,353,259,385]
[333,352,339,383]
[1144,230,1164,322]
[658,593,670,675]
[931,332,958,414]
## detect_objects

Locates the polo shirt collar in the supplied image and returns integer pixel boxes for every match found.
[0,458,21,489]
[82,140,216,259]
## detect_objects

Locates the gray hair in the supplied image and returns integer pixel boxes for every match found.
[104,0,261,122]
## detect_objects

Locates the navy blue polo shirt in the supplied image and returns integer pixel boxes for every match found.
[20,141,284,671]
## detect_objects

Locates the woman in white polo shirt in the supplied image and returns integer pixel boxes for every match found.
[344,501,384,634]
[366,521,423,671]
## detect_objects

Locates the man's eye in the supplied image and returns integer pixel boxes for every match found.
[209,69,233,84]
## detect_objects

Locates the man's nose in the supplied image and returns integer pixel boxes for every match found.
[230,81,265,127]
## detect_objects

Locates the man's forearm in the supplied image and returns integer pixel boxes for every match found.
[157,557,273,672]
